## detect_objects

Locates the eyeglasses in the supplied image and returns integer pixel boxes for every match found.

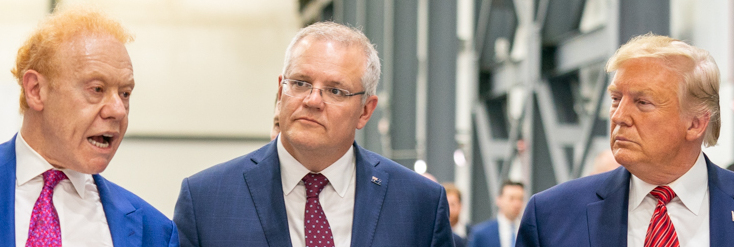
[281,79,365,105]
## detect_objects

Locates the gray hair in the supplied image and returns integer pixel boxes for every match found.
[606,34,721,147]
[282,22,380,104]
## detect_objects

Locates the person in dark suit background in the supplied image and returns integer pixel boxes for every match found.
[1,6,178,247]
[443,183,470,247]
[517,34,733,246]
[173,21,454,247]
[468,181,525,247]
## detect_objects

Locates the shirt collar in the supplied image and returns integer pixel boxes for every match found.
[497,212,520,228]
[278,136,355,198]
[15,132,91,199]
[629,151,708,215]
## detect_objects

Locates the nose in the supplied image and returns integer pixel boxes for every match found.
[101,92,128,120]
[610,97,632,127]
[302,88,326,108]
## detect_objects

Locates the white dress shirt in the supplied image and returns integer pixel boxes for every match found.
[278,137,356,247]
[496,212,520,247]
[14,133,113,247]
[627,152,709,247]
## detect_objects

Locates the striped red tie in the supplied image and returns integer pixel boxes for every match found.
[644,186,680,247]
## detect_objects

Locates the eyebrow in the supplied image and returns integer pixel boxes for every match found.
[289,74,347,88]
[607,85,655,98]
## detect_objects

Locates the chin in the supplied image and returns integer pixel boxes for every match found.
[283,132,323,148]
[77,158,112,174]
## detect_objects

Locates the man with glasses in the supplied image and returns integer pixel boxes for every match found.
[173,22,454,247]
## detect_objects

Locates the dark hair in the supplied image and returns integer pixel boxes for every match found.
[499,180,524,196]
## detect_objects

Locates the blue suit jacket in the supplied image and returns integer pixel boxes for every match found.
[0,136,179,246]
[467,219,500,247]
[173,140,454,247]
[516,155,734,246]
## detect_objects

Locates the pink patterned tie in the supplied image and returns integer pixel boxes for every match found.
[644,186,680,247]
[302,173,334,247]
[26,170,67,247]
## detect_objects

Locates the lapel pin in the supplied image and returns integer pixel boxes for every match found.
[371,176,381,185]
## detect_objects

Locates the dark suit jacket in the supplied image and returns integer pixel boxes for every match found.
[467,219,500,247]
[173,140,454,247]
[452,232,466,247]
[0,135,179,246]
[516,155,734,246]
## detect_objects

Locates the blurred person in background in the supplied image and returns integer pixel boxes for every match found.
[468,181,525,247]
[443,183,470,247]
[589,150,621,175]
[517,34,733,246]
[271,99,281,140]
[2,6,178,247]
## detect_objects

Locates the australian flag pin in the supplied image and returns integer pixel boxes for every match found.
[371,176,382,185]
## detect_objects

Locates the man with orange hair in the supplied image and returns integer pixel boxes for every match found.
[1,6,178,247]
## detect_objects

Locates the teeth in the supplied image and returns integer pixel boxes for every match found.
[102,134,113,138]
[88,137,110,148]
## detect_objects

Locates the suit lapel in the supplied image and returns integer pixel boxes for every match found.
[350,144,388,247]
[587,167,630,247]
[95,174,142,247]
[0,136,17,244]
[704,156,734,246]
[243,141,292,247]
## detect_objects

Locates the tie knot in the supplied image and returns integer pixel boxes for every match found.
[302,173,329,198]
[42,170,67,190]
[650,186,676,204]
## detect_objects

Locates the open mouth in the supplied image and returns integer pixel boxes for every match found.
[87,134,113,148]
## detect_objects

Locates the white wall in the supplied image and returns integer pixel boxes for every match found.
[0,0,49,142]
[672,0,734,167]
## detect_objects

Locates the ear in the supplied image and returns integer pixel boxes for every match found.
[22,70,47,112]
[277,75,284,101]
[685,111,710,142]
[356,95,378,130]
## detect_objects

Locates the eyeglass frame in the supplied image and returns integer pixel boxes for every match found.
[280,78,366,104]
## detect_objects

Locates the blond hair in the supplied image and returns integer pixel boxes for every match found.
[606,34,720,147]
[11,5,134,113]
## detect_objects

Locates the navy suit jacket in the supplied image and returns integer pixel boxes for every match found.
[516,155,734,246]
[173,140,454,247]
[0,136,179,246]
[467,219,500,247]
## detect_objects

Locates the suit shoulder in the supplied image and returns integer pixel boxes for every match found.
[185,144,272,185]
[187,154,254,181]
[531,171,614,204]
[364,149,443,191]
[472,219,498,233]
[96,176,172,223]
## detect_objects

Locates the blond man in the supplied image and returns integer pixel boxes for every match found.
[517,34,730,246]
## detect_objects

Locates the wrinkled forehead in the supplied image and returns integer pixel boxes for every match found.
[54,33,132,72]
[608,57,684,92]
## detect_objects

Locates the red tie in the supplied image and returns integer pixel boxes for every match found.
[302,173,335,247]
[644,186,680,247]
[26,170,67,247]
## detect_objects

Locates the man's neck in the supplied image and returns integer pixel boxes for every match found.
[498,212,517,223]
[279,137,352,172]
[637,146,702,185]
